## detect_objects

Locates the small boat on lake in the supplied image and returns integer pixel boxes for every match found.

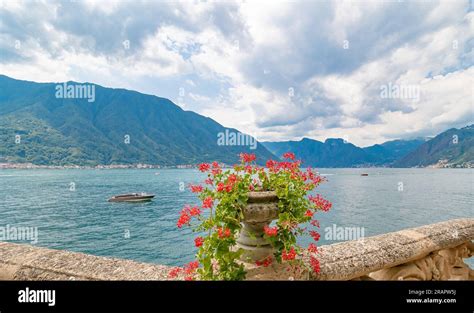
[361,173,369,176]
[108,193,155,202]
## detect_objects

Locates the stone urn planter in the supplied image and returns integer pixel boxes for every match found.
[236,191,279,262]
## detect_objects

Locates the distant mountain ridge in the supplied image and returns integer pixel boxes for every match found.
[0,75,275,166]
[1,75,472,168]
[263,125,473,168]
[263,137,427,168]
[393,125,474,168]
[363,138,428,166]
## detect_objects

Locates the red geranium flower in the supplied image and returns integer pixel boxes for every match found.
[282,247,296,261]
[310,255,320,273]
[177,211,190,228]
[277,161,291,171]
[240,153,256,163]
[309,230,321,242]
[211,168,222,176]
[198,163,210,172]
[312,176,323,185]
[202,196,214,209]
[194,236,204,247]
[263,225,278,237]
[304,209,314,217]
[189,206,201,217]
[168,267,182,278]
[266,159,277,170]
[256,256,273,267]
[217,227,231,239]
[310,219,320,228]
[228,174,237,182]
[283,152,295,160]
[189,185,203,193]
[308,194,332,212]
[308,243,318,253]
[185,260,199,276]
[204,178,213,185]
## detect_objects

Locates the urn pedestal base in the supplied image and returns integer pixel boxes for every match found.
[236,222,274,262]
[236,191,279,262]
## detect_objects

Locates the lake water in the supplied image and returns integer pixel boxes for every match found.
[0,168,472,267]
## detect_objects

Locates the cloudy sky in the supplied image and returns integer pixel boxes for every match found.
[1,0,473,146]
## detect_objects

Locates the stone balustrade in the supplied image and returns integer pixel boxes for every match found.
[0,218,472,281]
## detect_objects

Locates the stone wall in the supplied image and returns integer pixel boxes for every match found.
[1,218,472,281]
[247,218,474,280]
[0,243,171,280]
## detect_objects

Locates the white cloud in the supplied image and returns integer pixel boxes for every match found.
[188,92,211,102]
[0,0,472,146]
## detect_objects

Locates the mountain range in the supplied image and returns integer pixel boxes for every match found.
[392,125,474,168]
[0,75,274,166]
[0,75,472,168]
[262,137,428,167]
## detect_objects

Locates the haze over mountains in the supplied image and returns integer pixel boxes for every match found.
[0,75,472,168]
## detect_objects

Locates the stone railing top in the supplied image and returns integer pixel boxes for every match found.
[0,242,172,280]
[0,218,473,280]
[312,218,474,280]
[246,218,474,280]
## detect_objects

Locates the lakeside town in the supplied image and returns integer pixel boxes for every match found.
[1,160,472,170]
[0,162,195,170]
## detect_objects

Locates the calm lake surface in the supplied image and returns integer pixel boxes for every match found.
[0,168,472,267]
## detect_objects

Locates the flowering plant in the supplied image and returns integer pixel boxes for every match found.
[169,152,331,280]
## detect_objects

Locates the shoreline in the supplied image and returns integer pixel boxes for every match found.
[0,163,472,170]
[0,163,188,170]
